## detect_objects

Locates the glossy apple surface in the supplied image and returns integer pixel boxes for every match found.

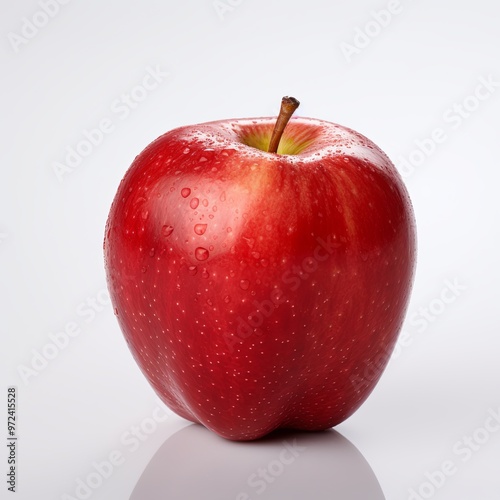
[104,116,416,440]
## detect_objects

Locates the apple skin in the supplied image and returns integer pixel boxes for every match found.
[104,116,416,441]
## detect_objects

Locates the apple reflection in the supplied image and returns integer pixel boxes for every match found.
[130,424,385,499]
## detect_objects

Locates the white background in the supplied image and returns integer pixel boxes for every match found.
[1,0,499,499]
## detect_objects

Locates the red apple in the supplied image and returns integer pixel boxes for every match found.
[104,97,416,441]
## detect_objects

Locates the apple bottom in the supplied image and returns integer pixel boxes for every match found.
[129,300,396,441]
[148,358,387,441]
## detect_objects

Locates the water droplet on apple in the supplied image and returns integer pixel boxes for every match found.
[202,199,209,207]
[220,192,226,202]
[212,206,217,212]
[260,258,269,267]
[195,247,209,261]
[201,268,209,279]
[251,251,260,259]
[190,198,199,209]
[224,296,231,304]
[181,188,191,198]
[240,279,250,290]
[207,299,213,306]
[183,147,190,154]
[188,265,198,275]
[114,307,119,316]
[194,224,207,235]
[243,237,255,248]
[199,157,208,162]
[141,266,147,273]
[161,225,174,237]
[149,248,155,257]
[208,214,214,219]
[141,210,149,220]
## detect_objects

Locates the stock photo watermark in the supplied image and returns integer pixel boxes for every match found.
[236,439,307,500]
[405,277,466,334]
[6,387,18,493]
[408,405,500,500]
[213,0,244,21]
[16,288,110,385]
[350,277,466,392]
[7,0,72,53]
[397,74,499,179]
[340,0,404,63]
[224,233,341,353]
[60,404,170,500]
[51,65,171,183]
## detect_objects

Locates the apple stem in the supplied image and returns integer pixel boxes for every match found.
[268,96,300,154]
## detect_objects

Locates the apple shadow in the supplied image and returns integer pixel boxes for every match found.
[129,424,385,500]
